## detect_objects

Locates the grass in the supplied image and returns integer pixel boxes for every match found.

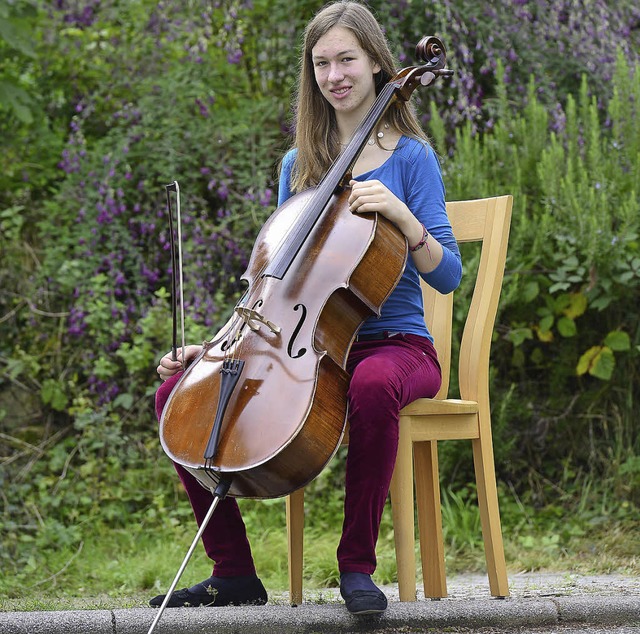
[1,482,638,612]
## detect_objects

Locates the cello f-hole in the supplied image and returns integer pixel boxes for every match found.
[287,303,308,359]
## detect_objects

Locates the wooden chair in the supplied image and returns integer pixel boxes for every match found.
[285,195,513,604]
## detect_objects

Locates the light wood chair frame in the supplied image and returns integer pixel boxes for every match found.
[286,195,513,604]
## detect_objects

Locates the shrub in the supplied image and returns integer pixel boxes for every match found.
[431,54,639,503]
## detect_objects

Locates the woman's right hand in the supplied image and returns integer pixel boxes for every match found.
[156,344,203,381]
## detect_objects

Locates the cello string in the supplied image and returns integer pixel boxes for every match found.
[225,83,396,323]
[199,68,426,355]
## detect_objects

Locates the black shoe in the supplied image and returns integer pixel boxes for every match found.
[339,572,388,615]
[149,575,268,608]
[341,589,388,615]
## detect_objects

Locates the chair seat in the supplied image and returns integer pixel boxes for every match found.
[400,398,478,415]
[400,399,480,441]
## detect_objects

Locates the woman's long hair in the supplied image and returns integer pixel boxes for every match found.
[287,0,427,193]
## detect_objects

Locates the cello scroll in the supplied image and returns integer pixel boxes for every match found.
[394,36,454,101]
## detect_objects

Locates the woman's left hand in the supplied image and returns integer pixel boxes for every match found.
[348,178,443,273]
[348,179,409,225]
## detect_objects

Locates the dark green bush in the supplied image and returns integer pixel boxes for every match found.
[431,55,639,504]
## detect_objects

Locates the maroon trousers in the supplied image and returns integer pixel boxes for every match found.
[155,333,441,577]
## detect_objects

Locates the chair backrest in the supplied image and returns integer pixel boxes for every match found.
[422,196,513,401]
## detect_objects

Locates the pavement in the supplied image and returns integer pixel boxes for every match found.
[0,572,638,633]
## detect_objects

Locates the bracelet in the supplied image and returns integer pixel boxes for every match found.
[409,224,429,252]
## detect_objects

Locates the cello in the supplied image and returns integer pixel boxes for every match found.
[149,36,452,632]
[160,35,452,498]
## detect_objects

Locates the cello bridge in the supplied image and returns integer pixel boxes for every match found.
[234,306,281,335]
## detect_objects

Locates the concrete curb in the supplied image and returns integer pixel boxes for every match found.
[1,595,639,634]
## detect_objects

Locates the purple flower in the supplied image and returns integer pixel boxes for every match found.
[195,98,210,118]
[227,50,243,65]
[217,183,229,200]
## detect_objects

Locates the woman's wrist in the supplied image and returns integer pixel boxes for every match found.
[409,224,430,252]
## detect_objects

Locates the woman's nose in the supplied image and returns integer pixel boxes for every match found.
[328,63,344,82]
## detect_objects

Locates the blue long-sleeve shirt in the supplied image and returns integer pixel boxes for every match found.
[278,137,462,341]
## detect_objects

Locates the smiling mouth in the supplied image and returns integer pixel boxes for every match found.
[331,86,351,95]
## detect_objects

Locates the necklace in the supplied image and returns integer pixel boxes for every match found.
[340,123,390,147]
[368,131,385,145]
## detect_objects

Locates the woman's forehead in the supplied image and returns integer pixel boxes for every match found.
[311,26,362,59]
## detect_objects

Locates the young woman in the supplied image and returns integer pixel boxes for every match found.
[152,0,461,616]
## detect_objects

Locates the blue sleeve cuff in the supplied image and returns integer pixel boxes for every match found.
[422,246,462,295]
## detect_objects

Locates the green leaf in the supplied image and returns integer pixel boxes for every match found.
[577,346,601,376]
[41,379,69,412]
[531,347,545,364]
[549,281,570,293]
[0,17,36,57]
[508,327,533,347]
[577,346,615,381]
[0,79,34,124]
[113,393,134,410]
[604,330,630,352]
[539,314,554,332]
[590,296,612,311]
[563,292,588,319]
[522,281,539,302]
[590,347,615,381]
[557,316,577,337]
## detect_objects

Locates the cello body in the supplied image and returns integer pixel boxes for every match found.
[160,186,406,498]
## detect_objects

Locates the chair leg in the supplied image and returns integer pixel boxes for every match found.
[389,419,417,601]
[286,488,305,605]
[472,433,510,597]
[414,440,447,598]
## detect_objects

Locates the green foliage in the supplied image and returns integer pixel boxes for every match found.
[426,55,640,499]
[0,0,38,123]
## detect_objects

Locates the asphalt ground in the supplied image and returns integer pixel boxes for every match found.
[0,572,638,633]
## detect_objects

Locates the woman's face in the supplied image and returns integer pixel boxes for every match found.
[311,25,381,120]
